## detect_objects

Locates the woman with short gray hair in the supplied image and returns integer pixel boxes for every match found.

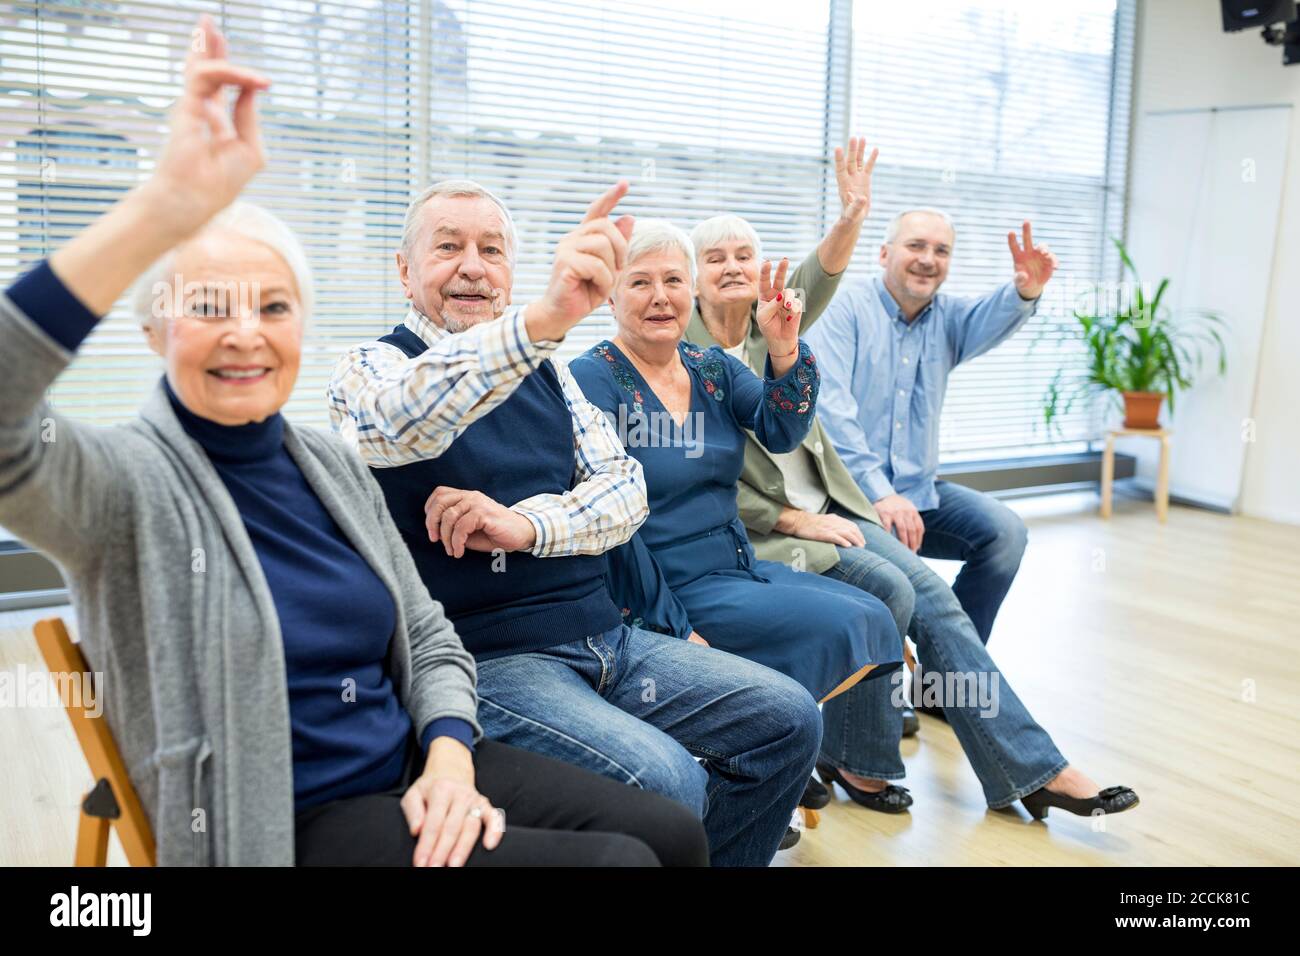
[0,16,707,867]
[570,219,903,710]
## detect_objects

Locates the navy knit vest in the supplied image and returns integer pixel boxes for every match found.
[369,322,622,659]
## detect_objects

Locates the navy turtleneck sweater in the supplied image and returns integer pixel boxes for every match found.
[10,260,473,814]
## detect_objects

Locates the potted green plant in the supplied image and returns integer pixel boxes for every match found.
[1043,238,1228,432]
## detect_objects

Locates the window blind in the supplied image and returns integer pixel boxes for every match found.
[427,0,839,361]
[2,0,1132,460]
[840,0,1136,462]
[1,0,835,429]
[2,0,418,424]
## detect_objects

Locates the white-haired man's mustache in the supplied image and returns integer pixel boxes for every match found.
[442,283,496,297]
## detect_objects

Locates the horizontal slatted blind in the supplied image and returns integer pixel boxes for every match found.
[428,0,837,361]
[1,0,834,429]
[1,0,416,425]
[839,0,1135,462]
[2,0,417,425]
[2,0,1131,459]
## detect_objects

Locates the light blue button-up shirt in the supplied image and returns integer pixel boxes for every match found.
[804,276,1038,511]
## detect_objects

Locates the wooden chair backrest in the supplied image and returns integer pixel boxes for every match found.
[34,617,156,866]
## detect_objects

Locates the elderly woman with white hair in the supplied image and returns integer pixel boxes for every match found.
[569,219,903,709]
[686,137,878,348]
[0,16,709,867]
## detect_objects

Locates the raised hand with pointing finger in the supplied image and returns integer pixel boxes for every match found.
[524,181,635,343]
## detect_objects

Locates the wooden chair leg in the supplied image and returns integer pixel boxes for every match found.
[802,807,820,830]
[1100,434,1116,518]
[820,662,876,703]
[75,803,110,867]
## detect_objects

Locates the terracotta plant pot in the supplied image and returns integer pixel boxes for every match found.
[1121,391,1164,429]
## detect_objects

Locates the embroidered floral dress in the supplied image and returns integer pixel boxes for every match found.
[569,339,902,701]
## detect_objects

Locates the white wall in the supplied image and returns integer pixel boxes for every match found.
[1133,0,1300,524]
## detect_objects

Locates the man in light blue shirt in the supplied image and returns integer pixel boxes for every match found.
[806,210,1059,645]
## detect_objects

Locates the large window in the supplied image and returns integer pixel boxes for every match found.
[845,0,1136,460]
[1,0,1132,458]
[425,0,837,360]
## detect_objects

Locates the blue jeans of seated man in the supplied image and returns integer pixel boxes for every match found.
[474,624,822,867]
[820,506,1067,808]
[917,480,1028,645]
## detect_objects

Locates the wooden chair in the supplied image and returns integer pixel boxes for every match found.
[34,617,155,866]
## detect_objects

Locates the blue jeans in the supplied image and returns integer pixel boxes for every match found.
[474,624,822,867]
[918,480,1028,645]
[820,507,1067,808]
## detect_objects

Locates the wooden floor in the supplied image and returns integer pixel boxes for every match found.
[777,491,1300,866]
[2,490,1298,866]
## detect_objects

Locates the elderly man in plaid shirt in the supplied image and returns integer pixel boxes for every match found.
[329,180,820,867]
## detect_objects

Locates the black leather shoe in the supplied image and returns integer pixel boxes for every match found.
[816,761,912,813]
[800,775,831,810]
[778,826,801,850]
[901,705,920,737]
[1022,785,1139,820]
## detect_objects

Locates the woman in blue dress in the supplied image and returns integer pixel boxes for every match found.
[569,220,902,704]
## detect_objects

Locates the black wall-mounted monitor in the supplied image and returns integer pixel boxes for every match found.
[1221,0,1298,30]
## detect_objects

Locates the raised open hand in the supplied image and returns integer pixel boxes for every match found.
[834,136,879,224]
[143,14,270,239]
[1007,221,1058,300]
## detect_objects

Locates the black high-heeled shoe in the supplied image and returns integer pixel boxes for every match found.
[816,761,912,813]
[1021,785,1139,820]
[800,775,831,810]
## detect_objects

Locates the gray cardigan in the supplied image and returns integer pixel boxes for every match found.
[0,294,481,865]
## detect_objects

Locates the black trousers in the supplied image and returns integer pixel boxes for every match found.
[294,738,710,867]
